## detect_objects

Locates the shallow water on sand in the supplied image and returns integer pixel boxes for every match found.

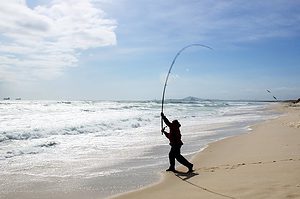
[0,100,279,198]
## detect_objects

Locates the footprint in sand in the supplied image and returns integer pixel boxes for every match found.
[285,121,300,128]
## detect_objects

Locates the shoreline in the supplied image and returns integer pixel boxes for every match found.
[112,103,300,199]
[1,100,277,199]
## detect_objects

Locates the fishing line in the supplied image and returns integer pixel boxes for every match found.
[266,89,278,101]
[161,44,213,132]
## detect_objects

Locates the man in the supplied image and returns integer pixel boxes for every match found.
[161,112,193,173]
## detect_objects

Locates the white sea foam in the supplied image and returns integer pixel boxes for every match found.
[0,99,279,198]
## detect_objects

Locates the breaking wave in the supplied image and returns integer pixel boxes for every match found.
[0,100,275,161]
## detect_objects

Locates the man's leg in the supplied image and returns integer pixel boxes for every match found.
[166,147,176,171]
[174,146,193,172]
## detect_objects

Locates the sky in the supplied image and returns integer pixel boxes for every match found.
[0,0,299,100]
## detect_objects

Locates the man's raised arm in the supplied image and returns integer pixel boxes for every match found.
[161,112,171,127]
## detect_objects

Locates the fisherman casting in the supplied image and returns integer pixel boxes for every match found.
[159,44,212,173]
[161,112,193,173]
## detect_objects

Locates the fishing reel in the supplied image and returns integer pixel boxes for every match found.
[161,126,167,135]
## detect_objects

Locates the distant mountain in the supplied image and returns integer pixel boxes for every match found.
[182,96,201,101]
[162,96,209,103]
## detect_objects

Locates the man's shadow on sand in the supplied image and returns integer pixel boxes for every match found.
[174,170,199,181]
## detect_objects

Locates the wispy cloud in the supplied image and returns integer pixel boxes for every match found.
[0,0,116,82]
[104,0,300,46]
[206,1,300,42]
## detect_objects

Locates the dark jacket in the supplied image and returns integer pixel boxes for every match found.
[162,115,183,146]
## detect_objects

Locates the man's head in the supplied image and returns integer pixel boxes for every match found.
[172,120,181,128]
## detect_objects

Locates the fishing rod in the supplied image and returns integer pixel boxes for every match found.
[161,44,213,133]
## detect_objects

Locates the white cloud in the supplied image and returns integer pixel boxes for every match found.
[0,0,117,82]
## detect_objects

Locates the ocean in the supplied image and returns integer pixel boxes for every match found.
[0,99,279,198]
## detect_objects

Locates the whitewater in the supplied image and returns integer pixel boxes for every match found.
[0,99,278,198]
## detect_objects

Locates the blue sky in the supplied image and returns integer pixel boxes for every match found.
[0,0,299,100]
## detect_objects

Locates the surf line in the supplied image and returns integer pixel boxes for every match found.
[160,44,213,132]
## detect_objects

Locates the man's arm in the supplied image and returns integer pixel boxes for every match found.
[161,127,170,138]
[161,112,172,127]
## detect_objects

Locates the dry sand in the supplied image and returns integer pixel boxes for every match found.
[112,103,300,199]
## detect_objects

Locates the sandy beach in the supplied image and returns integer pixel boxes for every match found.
[113,103,300,199]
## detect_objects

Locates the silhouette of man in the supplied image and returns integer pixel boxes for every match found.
[161,112,193,173]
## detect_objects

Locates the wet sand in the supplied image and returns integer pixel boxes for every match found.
[112,103,300,199]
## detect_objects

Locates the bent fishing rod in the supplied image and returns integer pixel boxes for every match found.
[161,44,213,134]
